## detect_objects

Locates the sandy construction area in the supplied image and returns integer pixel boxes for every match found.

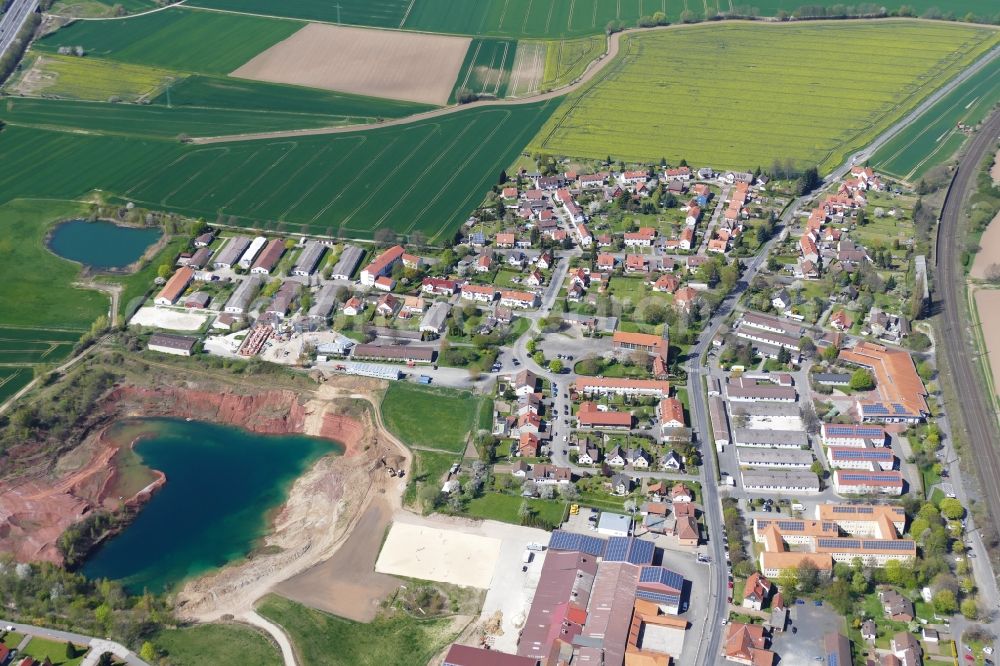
[231,23,470,105]
[974,288,1000,398]
[972,211,1000,280]
[376,521,501,588]
[129,306,210,330]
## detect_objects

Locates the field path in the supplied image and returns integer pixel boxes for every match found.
[190,18,1000,146]
[52,0,188,20]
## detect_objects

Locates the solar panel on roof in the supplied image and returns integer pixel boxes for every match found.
[638,566,684,591]
[628,539,655,565]
[862,540,914,551]
[580,535,607,557]
[605,537,629,562]
[777,521,804,531]
[549,530,578,551]
[817,538,861,549]
[636,590,681,606]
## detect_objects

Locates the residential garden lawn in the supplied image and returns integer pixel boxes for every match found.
[0,99,558,242]
[1,631,23,648]
[382,383,479,453]
[451,38,517,101]
[872,62,1000,181]
[529,21,1000,172]
[151,623,281,666]
[21,637,87,666]
[34,8,301,73]
[257,594,459,666]
[465,492,567,528]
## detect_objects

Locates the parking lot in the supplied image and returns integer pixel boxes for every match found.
[771,602,846,665]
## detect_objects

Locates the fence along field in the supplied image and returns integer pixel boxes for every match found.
[528,21,1000,172]
[871,63,1000,181]
[0,100,558,243]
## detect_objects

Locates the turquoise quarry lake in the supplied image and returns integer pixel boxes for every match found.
[82,418,340,592]
[48,219,161,269]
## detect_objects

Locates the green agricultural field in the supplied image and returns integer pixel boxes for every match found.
[152,75,435,121]
[258,595,458,666]
[381,382,480,453]
[151,624,281,666]
[872,63,1000,181]
[11,55,175,102]
[185,0,1000,31]
[0,100,558,241]
[186,0,412,27]
[529,21,1000,173]
[34,8,301,73]
[451,38,517,101]
[188,0,666,37]
[540,35,605,90]
[0,367,34,404]
[1,97,382,139]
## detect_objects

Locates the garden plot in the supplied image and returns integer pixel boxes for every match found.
[375,521,501,588]
[129,306,210,330]
[231,23,469,105]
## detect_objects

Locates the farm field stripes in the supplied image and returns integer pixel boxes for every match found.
[528,21,1000,172]
[34,8,302,73]
[540,35,605,89]
[0,98,371,139]
[0,101,558,242]
[0,368,34,405]
[871,60,1000,181]
[451,39,517,101]
[185,0,411,26]
[508,41,547,97]
[150,76,436,120]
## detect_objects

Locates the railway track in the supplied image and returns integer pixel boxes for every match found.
[934,108,1000,559]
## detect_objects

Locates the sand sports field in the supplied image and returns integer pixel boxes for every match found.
[971,211,1000,280]
[231,23,470,105]
[974,288,1000,400]
[129,306,210,330]
[375,521,501,588]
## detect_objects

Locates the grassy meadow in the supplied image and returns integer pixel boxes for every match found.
[381,382,481,453]
[528,21,1000,172]
[14,55,175,102]
[257,594,459,666]
[151,624,281,666]
[0,100,558,241]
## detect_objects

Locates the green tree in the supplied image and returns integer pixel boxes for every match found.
[796,560,820,594]
[851,572,869,595]
[98,653,114,666]
[849,369,875,391]
[960,598,979,620]
[932,589,957,615]
[939,498,965,520]
[549,359,563,373]
[156,264,172,279]
[66,641,78,659]
[139,641,157,662]
[532,351,546,366]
